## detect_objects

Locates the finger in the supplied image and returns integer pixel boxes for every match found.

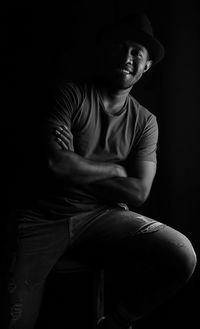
[54,129,72,149]
[55,133,71,147]
[55,129,73,142]
[54,129,71,141]
[63,125,71,133]
[58,126,73,138]
[56,137,69,150]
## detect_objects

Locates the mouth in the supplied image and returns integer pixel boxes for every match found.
[120,69,132,74]
[116,65,134,75]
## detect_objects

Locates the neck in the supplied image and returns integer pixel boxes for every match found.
[95,78,132,113]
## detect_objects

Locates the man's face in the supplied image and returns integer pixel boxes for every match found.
[98,39,152,89]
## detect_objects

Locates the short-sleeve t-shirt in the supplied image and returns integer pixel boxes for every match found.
[48,81,158,163]
[18,80,158,217]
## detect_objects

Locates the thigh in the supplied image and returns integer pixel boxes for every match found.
[69,207,163,263]
[70,207,159,242]
[69,207,195,271]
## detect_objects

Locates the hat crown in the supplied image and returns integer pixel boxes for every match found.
[119,13,154,37]
[96,12,165,64]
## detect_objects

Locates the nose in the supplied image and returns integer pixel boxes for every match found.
[122,46,134,64]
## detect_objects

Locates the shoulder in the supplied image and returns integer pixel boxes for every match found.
[128,94,157,130]
[55,80,85,101]
[54,79,97,106]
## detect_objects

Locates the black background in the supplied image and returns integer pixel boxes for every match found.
[2,1,199,328]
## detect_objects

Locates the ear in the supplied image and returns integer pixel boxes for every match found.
[144,60,153,73]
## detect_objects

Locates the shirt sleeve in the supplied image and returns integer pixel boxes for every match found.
[46,82,83,152]
[132,114,158,163]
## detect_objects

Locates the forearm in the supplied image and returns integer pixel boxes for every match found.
[48,150,127,185]
[87,176,148,207]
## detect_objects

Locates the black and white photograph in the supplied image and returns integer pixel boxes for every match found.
[1,1,199,328]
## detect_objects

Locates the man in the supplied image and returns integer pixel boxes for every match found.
[7,13,196,329]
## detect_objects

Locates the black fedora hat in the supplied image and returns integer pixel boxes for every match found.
[96,13,165,64]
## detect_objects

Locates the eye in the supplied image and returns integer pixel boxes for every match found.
[131,49,143,58]
[137,51,143,58]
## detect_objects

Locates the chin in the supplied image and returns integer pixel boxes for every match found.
[101,71,137,90]
[112,77,135,90]
[111,71,137,89]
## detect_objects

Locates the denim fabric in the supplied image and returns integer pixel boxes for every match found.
[6,206,197,329]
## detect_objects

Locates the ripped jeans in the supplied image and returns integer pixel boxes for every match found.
[6,205,197,329]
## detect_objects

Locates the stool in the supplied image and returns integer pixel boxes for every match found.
[48,256,105,328]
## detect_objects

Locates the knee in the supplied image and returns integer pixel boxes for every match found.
[167,230,197,284]
[181,235,197,281]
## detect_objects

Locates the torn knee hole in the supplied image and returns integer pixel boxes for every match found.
[10,301,23,321]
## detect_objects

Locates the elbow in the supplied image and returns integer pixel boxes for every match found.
[48,157,70,179]
[48,158,60,177]
[47,155,79,185]
[48,158,57,173]
[135,187,150,207]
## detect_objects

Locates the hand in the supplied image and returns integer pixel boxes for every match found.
[54,125,73,150]
[114,164,127,178]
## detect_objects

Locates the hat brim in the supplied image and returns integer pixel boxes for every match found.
[97,25,165,64]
